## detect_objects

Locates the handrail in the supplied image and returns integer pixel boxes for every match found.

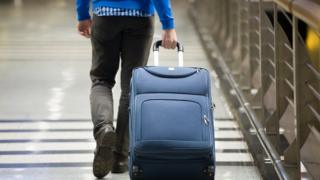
[191,0,320,178]
[273,0,320,31]
[291,0,320,31]
[273,0,292,11]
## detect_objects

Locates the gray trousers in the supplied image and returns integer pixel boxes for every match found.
[90,15,154,157]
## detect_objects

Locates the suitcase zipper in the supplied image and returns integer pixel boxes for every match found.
[135,149,213,161]
[136,157,211,163]
[203,115,209,126]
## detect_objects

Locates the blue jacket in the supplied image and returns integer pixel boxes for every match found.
[76,0,174,29]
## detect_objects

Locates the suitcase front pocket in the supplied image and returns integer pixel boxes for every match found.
[138,99,205,142]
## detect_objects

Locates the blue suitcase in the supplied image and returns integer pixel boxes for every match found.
[129,41,215,180]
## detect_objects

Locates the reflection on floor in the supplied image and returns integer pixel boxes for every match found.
[0,0,262,179]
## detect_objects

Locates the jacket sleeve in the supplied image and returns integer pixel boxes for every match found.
[152,0,175,30]
[76,0,91,21]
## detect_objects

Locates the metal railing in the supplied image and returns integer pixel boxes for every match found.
[191,0,320,179]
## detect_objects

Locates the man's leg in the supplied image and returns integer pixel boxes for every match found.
[112,16,155,173]
[90,15,122,178]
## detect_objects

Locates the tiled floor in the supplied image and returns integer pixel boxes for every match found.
[0,0,262,179]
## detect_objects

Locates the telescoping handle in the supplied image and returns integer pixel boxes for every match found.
[152,40,184,67]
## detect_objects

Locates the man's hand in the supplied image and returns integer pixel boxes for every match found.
[162,29,177,49]
[77,19,92,38]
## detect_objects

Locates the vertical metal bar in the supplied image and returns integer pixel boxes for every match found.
[232,0,238,51]
[236,0,242,58]
[239,0,251,90]
[290,17,316,180]
[258,0,265,123]
[291,16,301,180]
[248,0,260,93]
[248,0,253,91]
[266,2,280,150]
[231,0,242,80]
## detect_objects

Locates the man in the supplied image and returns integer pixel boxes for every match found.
[76,0,177,178]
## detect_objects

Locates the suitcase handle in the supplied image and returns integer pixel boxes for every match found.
[152,40,184,67]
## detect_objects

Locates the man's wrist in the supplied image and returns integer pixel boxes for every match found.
[161,19,174,30]
[163,29,175,32]
[79,18,91,23]
[77,14,91,21]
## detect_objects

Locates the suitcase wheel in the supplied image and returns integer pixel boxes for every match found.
[203,166,215,179]
[131,165,143,179]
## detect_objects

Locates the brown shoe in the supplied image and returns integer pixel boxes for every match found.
[93,125,116,179]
